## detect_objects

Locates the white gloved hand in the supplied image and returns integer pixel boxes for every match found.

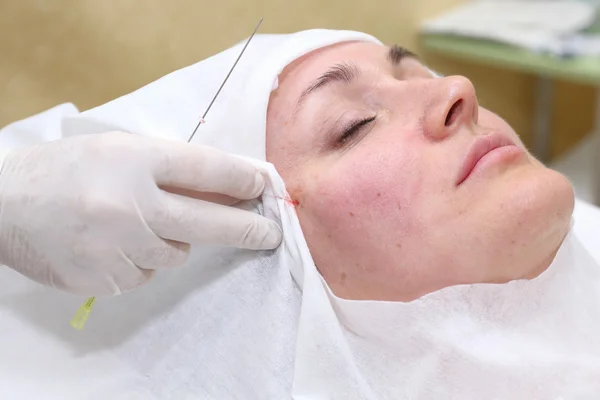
[0,131,282,296]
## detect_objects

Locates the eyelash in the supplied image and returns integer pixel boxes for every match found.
[338,116,377,145]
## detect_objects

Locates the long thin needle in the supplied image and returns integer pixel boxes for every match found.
[187,17,264,143]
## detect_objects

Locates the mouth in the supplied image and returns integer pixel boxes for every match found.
[455,133,520,186]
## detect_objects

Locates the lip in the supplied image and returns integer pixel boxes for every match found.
[456,133,520,186]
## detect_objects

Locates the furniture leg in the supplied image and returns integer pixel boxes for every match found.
[533,76,554,164]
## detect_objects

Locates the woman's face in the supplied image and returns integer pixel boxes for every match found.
[266,41,574,302]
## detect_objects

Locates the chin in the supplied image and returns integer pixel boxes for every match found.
[534,167,574,219]
[471,166,573,283]
[508,166,574,266]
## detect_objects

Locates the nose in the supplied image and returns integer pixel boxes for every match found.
[424,76,479,141]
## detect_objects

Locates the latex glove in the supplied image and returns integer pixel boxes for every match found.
[0,131,282,296]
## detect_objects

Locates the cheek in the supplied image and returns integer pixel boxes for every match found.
[296,142,428,243]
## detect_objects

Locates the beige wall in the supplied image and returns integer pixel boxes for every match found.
[0,0,593,158]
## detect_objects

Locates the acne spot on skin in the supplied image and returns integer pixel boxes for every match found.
[396,243,402,248]
[377,193,381,197]
[340,272,347,283]
[349,211,355,217]
[289,186,305,209]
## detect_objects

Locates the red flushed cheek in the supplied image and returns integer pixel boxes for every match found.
[306,154,426,240]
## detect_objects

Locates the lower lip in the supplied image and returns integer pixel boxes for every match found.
[465,145,526,183]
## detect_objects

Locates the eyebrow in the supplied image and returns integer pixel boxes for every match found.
[296,44,417,107]
[387,44,417,64]
[298,61,360,101]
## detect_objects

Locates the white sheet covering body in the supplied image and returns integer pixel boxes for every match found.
[1,30,600,399]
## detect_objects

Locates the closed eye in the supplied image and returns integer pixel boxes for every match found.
[338,116,377,145]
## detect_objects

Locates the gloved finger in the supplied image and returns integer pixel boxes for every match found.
[125,237,191,270]
[147,191,282,250]
[111,261,156,295]
[82,244,156,296]
[100,249,156,296]
[54,256,155,297]
[153,141,265,200]
[160,185,239,206]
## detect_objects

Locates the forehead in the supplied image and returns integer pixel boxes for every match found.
[277,41,389,92]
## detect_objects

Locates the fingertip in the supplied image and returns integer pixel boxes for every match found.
[257,220,283,250]
[250,170,267,199]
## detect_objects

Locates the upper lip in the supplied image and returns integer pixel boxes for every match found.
[456,133,516,186]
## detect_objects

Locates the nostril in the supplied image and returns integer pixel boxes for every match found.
[445,99,464,127]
